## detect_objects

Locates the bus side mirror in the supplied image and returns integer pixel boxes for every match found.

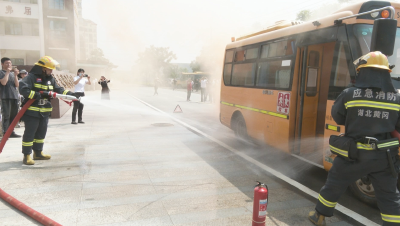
[370,19,397,56]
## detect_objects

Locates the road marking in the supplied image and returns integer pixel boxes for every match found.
[131,95,379,226]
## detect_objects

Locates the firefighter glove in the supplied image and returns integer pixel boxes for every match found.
[40,91,50,98]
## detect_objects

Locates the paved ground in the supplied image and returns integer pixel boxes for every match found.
[0,89,357,225]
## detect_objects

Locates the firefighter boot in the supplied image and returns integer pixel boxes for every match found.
[33,151,51,160]
[23,155,35,165]
[308,211,326,226]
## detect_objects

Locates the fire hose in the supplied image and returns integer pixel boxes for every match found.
[0,91,78,226]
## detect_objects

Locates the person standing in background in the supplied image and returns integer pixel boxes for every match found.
[0,57,21,138]
[16,70,28,128]
[173,78,177,91]
[154,77,159,95]
[98,76,110,100]
[72,68,90,124]
[200,77,207,102]
[186,78,192,101]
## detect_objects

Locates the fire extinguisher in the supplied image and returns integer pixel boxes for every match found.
[252,181,268,226]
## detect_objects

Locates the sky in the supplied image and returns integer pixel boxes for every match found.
[81,0,389,70]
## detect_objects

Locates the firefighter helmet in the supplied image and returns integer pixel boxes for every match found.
[34,56,60,70]
[354,51,392,72]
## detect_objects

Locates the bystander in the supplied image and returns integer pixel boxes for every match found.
[186,78,192,101]
[0,57,21,137]
[98,76,110,100]
[16,70,28,128]
[72,68,91,124]
[200,77,207,102]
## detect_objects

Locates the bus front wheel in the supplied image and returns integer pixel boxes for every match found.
[233,114,248,140]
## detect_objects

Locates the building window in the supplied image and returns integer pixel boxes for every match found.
[10,58,24,66]
[5,22,22,35]
[49,0,64,10]
[49,19,66,37]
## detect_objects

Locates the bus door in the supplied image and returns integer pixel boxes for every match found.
[296,44,323,154]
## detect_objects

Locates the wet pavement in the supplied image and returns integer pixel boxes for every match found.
[0,89,363,225]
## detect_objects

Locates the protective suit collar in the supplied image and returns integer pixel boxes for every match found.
[355,68,396,93]
[30,65,49,79]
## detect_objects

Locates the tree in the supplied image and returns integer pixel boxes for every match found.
[168,64,188,79]
[296,10,311,21]
[136,46,177,80]
[190,59,201,72]
[87,48,117,68]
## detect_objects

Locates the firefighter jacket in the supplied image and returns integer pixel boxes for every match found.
[19,71,73,118]
[332,87,400,140]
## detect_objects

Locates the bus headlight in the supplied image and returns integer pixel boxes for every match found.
[371,12,379,18]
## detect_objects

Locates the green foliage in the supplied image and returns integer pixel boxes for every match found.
[168,64,188,79]
[136,46,177,79]
[88,48,117,68]
[296,10,311,21]
[190,59,201,72]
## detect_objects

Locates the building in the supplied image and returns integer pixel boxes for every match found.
[0,0,79,73]
[76,0,97,60]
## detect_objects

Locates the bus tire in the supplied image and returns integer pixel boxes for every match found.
[232,114,248,141]
[349,176,377,206]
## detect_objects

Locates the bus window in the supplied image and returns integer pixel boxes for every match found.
[225,50,234,63]
[235,50,245,62]
[256,60,291,89]
[306,51,320,96]
[352,24,400,78]
[328,42,352,100]
[232,63,257,86]
[268,40,294,57]
[261,45,269,58]
[246,48,259,59]
[223,64,232,85]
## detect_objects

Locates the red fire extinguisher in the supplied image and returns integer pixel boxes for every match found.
[252,181,268,226]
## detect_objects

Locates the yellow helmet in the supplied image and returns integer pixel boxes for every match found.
[35,56,60,70]
[354,51,391,72]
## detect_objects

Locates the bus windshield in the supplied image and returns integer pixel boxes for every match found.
[352,24,400,78]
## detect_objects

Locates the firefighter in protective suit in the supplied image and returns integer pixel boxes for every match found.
[19,56,73,165]
[308,51,400,226]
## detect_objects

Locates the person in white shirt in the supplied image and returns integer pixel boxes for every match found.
[72,68,91,124]
[200,77,207,102]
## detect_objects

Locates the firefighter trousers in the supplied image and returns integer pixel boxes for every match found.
[316,152,400,225]
[21,115,48,155]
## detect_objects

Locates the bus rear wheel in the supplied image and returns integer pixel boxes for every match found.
[350,175,400,206]
[349,176,377,206]
[233,115,248,141]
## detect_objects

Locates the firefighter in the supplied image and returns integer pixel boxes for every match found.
[19,56,74,165]
[308,51,400,226]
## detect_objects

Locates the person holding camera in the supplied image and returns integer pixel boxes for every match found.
[72,68,90,124]
[0,57,21,138]
[98,76,110,99]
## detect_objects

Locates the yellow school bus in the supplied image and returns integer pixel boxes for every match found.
[220,1,400,204]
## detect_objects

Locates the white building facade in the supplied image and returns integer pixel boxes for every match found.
[0,0,44,66]
[0,0,80,73]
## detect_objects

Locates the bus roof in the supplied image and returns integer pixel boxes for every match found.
[182,72,210,75]
[226,1,400,50]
